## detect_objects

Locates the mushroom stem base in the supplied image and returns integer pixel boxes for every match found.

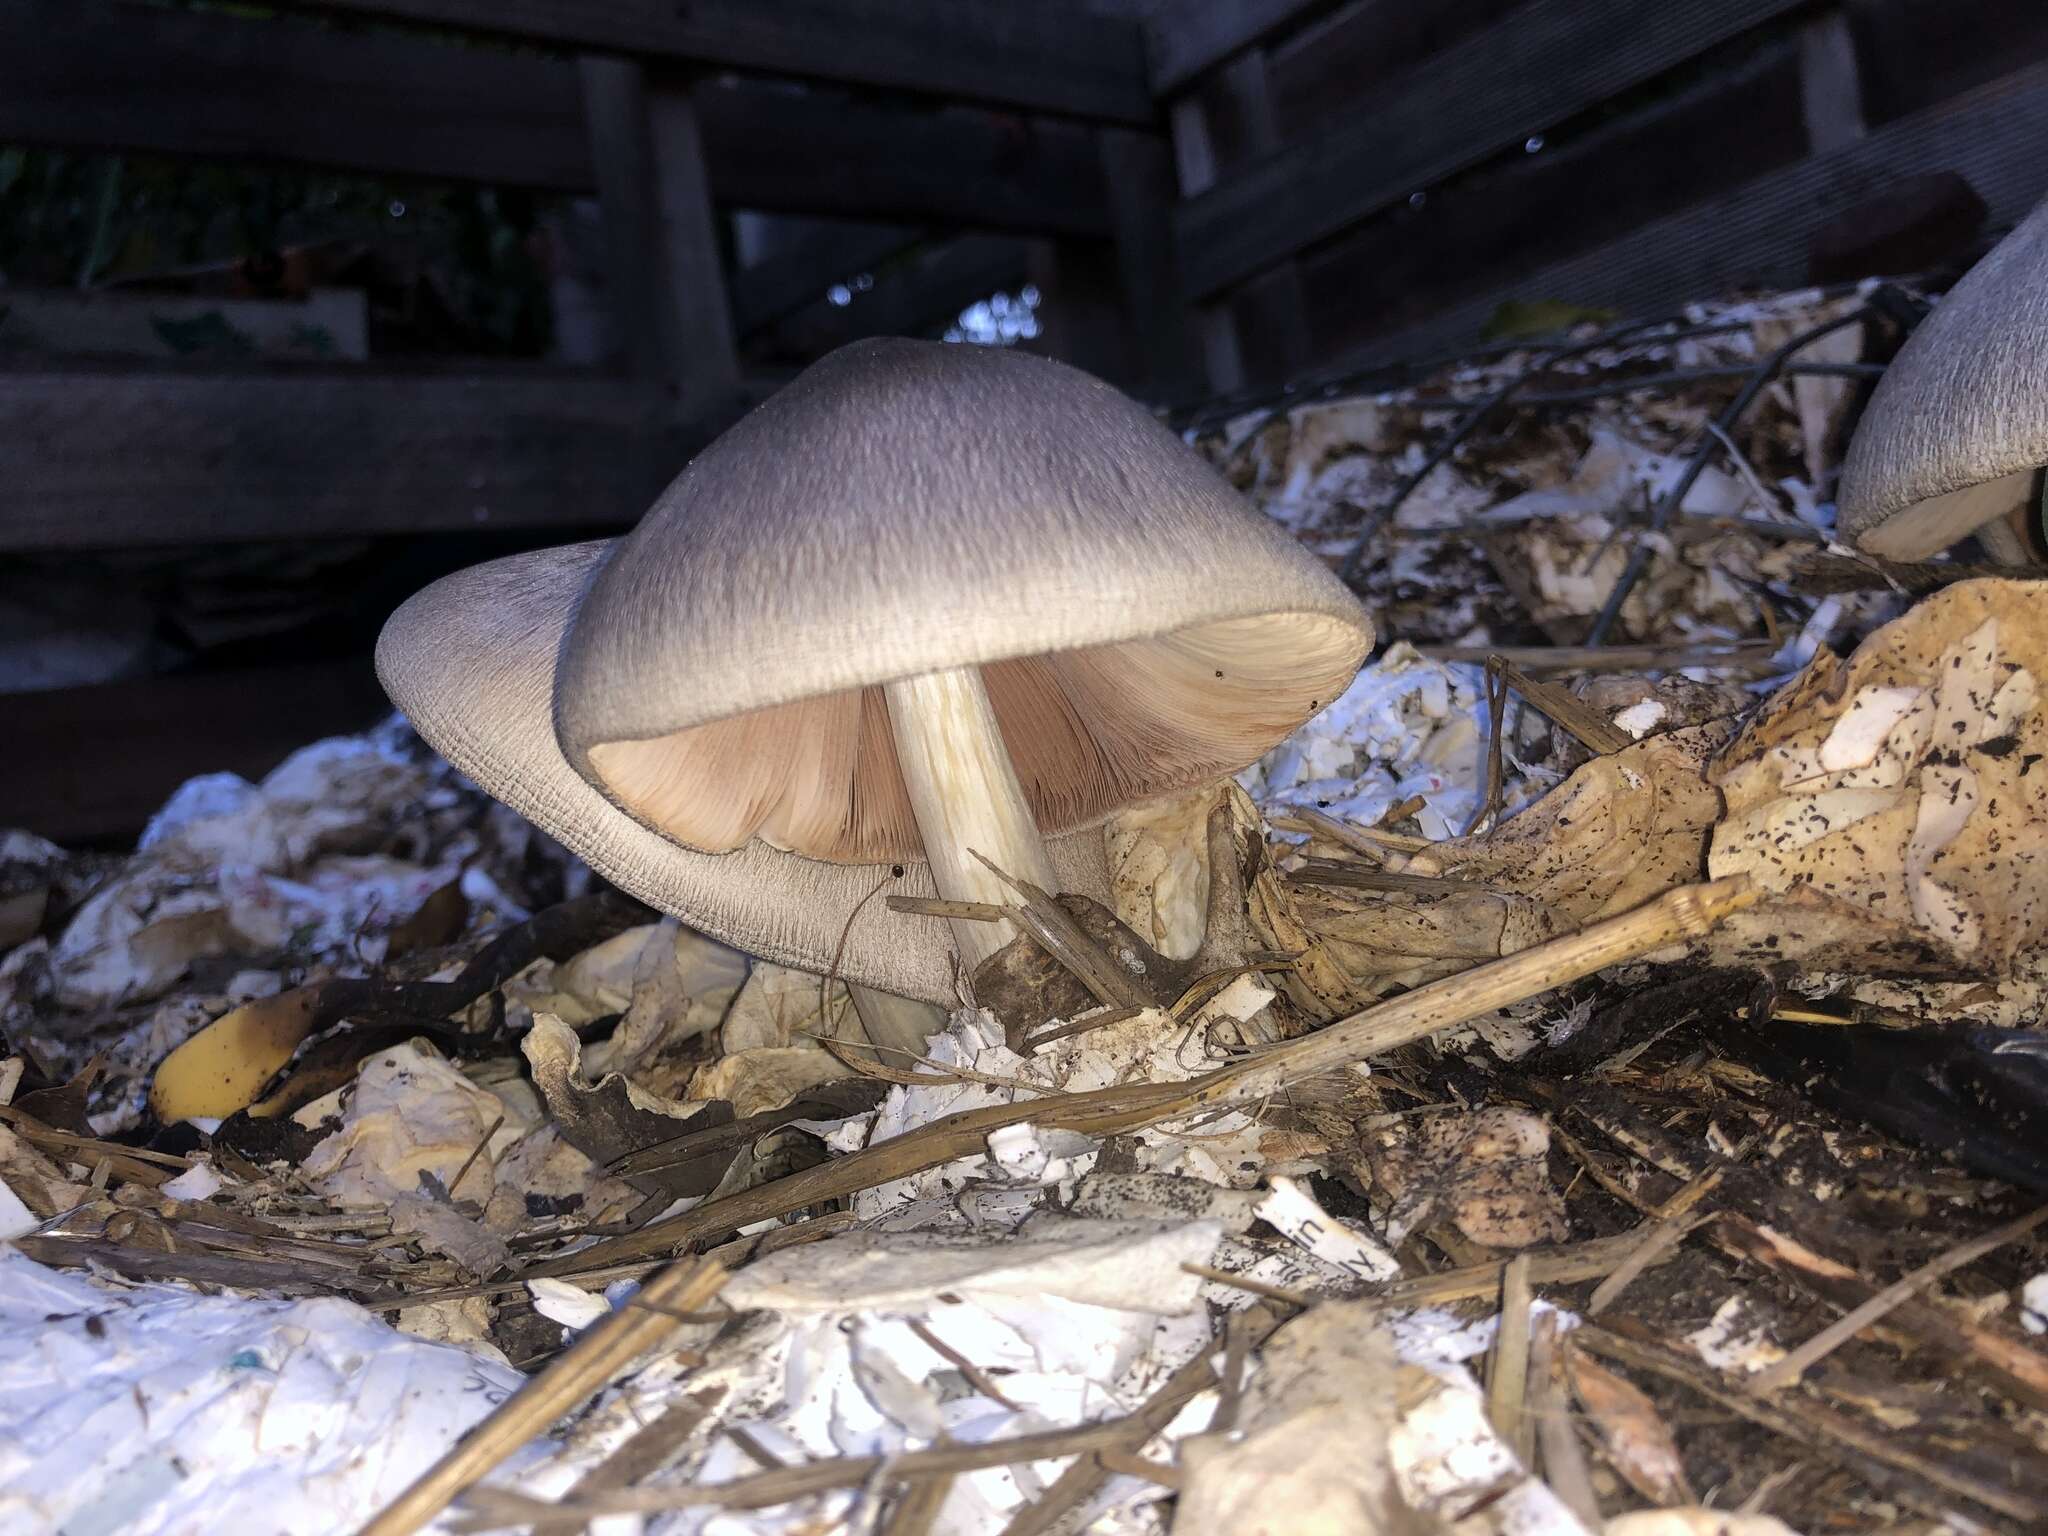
[883,666,1058,972]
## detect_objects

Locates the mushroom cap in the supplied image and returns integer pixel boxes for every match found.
[375,540,1116,1005]
[555,337,1373,864]
[1838,196,2048,558]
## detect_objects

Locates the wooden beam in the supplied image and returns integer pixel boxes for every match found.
[1296,37,1806,366]
[0,0,591,190]
[3,660,392,846]
[731,221,925,336]
[646,86,743,420]
[280,0,1154,123]
[580,60,742,419]
[0,1,1125,233]
[693,80,1114,237]
[0,368,707,551]
[1147,0,1329,96]
[1318,59,2048,374]
[1800,10,1869,152]
[1176,0,1813,297]
[1097,128,1202,397]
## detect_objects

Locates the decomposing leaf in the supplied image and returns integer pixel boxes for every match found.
[523,1014,736,1201]
[1274,725,1727,1007]
[1567,1346,1696,1506]
[1174,1301,1413,1536]
[385,878,470,957]
[1708,579,2048,976]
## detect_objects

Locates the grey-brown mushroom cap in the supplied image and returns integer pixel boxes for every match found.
[1838,196,2048,558]
[375,540,1114,1006]
[556,337,1374,864]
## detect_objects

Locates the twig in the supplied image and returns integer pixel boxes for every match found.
[1495,660,1633,755]
[885,895,1008,923]
[1750,1204,2048,1393]
[996,1311,1277,1536]
[548,879,1755,1272]
[1181,1261,1318,1308]
[1585,307,1869,644]
[1530,1312,1601,1528]
[1485,1254,1535,1462]
[357,1256,728,1536]
[449,1114,504,1202]
[1587,1170,1720,1316]
[906,1316,1022,1411]
[454,1410,1194,1526]
[1021,1005,1148,1053]
[1096,1447,1184,1490]
[879,1468,956,1536]
[1417,640,1779,675]
[1716,1213,2048,1413]
[1703,418,1789,516]
[971,853,1154,1012]
[1362,1229,1676,1308]
[1573,1324,2048,1524]
[1272,809,1433,854]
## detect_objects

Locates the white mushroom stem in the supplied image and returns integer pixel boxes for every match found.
[884,665,1058,970]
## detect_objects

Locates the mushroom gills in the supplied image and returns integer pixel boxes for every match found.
[580,611,1365,867]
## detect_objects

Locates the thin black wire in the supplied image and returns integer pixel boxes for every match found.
[1582,305,1874,646]
[1333,314,1742,584]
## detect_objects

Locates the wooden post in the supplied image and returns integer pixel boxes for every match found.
[578,55,741,426]
[1799,8,1867,152]
[1166,96,1246,395]
[1097,126,1200,400]
[1164,47,1309,397]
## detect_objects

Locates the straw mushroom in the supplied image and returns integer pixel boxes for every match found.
[1837,196,2048,562]
[378,338,1373,1005]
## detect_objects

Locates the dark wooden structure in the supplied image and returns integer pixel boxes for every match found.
[3,0,2047,838]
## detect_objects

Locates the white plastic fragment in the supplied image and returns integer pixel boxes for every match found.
[1686,1296,1787,1373]
[158,1160,226,1203]
[528,1277,612,1335]
[1255,1175,1399,1283]
[2021,1273,2048,1335]
[0,1249,528,1536]
[1387,1364,1593,1535]
[0,1176,35,1240]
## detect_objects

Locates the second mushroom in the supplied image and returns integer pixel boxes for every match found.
[379,338,1375,1006]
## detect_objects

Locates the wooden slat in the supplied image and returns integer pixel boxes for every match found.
[579,62,742,418]
[694,81,1113,237]
[0,0,591,190]
[3,661,392,845]
[1297,38,1807,365]
[0,1,1124,234]
[1265,0,1526,148]
[0,369,705,550]
[1098,128,1202,396]
[1322,61,2048,375]
[1176,0,1813,297]
[645,85,743,420]
[1147,0,1329,95]
[281,0,1154,123]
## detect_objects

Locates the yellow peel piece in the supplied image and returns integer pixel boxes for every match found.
[149,986,326,1122]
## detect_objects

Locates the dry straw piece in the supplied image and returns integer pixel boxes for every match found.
[380,339,1372,1003]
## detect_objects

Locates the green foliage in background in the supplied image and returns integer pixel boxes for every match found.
[0,144,557,357]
